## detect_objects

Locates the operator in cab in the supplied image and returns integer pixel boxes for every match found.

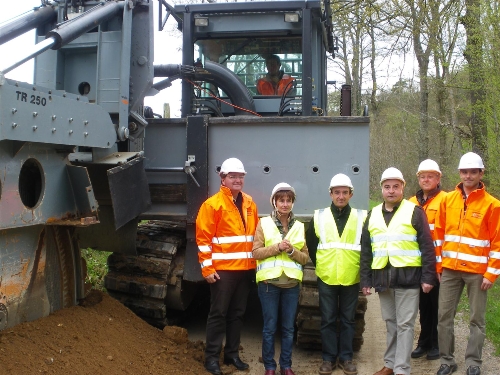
[256,55,294,96]
[196,157,258,375]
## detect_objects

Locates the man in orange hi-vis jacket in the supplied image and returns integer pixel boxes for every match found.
[196,157,258,375]
[434,152,500,375]
[256,55,294,96]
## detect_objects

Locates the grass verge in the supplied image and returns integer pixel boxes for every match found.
[81,248,111,291]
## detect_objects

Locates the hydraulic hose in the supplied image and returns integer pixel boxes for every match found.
[194,60,256,116]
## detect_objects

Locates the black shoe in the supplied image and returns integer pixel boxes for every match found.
[436,364,458,375]
[411,346,427,358]
[224,356,249,370]
[426,347,440,360]
[205,360,222,375]
[466,366,481,375]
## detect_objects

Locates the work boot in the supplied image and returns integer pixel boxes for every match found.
[411,346,427,358]
[373,367,394,375]
[204,360,222,375]
[466,366,481,375]
[436,364,458,375]
[319,361,335,375]
[265,370,276,375]
[426,347,440,360]
[280,368,296,375]
[339,359,357,375]
[223,356,249,370]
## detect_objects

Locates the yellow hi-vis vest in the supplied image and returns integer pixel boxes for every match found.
[368,199,421,269]
[256,216,305,283]
[314,207,367,285]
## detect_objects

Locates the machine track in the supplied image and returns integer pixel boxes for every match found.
[296,263,367,351]
[104,220,197,328]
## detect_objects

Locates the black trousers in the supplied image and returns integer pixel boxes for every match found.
[417,282,440,348]
[205,270,254,362]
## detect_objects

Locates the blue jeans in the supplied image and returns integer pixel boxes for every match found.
[318,279,359,362]
[258,282,300,370]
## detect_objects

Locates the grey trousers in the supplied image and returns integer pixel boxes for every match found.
[437,268,487,368]
[378,287,419,375]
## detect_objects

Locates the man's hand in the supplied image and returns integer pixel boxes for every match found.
[205,272,220,284]
[421,283,433,293]
[481,277,493,291]
[437,273,442,283]
[362,287,372,296]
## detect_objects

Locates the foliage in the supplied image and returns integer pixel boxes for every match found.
[81,248,111,291]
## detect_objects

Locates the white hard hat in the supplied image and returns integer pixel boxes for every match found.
[329,173,354,191]
[417,159,441,176]
[270,182,296,207]
[219,158,246,175]
[380,167,405,185]
[458,152,484,170]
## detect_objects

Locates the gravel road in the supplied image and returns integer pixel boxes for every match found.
[184,290,498,375]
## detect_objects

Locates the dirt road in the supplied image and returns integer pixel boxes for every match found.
[184,290,497,375]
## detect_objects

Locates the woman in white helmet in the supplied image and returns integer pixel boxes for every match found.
[252,183,309,375]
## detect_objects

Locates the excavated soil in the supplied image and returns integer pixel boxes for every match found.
[0,290,498,375]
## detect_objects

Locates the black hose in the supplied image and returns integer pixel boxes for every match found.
[194,60,256,116]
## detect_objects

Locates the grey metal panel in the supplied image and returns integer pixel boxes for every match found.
[107,157,151,230]
[175,0,321,14]
[0,142,79,229]
[302,8,312,116]
[67,165,98,218]
[62,49,98,102]
[0,79,116,148]
[143,121,188,185]
[141,116,369,218]
[207,117,370,215]
[186,116,208,223]
[129,1,154,112]
[193,14,301,36]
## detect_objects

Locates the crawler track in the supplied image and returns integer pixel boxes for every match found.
[104,220,197,327]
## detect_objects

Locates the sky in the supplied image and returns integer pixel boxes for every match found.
[0,0,184,117]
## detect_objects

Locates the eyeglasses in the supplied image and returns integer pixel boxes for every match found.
[227,175,245,180]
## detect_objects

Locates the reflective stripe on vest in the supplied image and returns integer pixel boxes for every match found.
[212,235,254,244]
[314,207,366,285]
[368,199,421,269]
[444,234,490,248]
[256,216,304,283]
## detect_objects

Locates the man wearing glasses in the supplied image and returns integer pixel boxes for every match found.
[196,157,259,375]
[410,160,447,361]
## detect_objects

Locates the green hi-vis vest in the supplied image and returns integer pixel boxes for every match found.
[256,216,305,283]
[314,207,367,286]
[368,199,421,269]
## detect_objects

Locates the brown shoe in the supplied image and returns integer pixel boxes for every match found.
[339,360,357,375]
[319,361,336,375]
[280,368,296,375]
[373,367,394,375]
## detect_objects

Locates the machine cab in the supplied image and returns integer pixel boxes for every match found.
[175,0,333,117]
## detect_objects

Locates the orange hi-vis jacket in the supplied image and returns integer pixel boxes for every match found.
[409,190,447,239]
[434,183,500,282]
[196,185,258,278]
[257,75,294,96]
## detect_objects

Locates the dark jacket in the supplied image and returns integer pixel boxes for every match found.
[306,204,352,267]
[360,201,437,292]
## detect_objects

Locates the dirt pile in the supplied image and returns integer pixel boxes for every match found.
[0,291,208,375]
